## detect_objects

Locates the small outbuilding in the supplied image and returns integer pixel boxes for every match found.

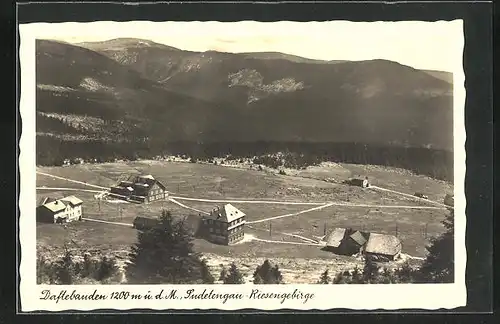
[347,177,370,188]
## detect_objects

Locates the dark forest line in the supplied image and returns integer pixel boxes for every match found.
[36,137,453,182]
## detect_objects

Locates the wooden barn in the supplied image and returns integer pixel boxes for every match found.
[110,174,167,203]
[198,204,246,245]
[363,233,402,261]
[36,195,83,224]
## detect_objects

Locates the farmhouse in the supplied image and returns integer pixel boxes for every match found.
[323,228,368,256]
[363,233,402,261]
[110,174,167,203]
[198,204,246,245]
[37,195,83,224]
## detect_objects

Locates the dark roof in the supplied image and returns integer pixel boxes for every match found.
[364,233,402,256]
[203,204,246,223]
[349,231,367,246]
[113,174,167,194]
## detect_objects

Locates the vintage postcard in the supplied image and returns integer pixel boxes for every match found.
[19,20,466,311]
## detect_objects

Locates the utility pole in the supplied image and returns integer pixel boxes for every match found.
[269,221,272,237]
[395,223,398,237]
[323,222,326,236]
[424,223,428,240]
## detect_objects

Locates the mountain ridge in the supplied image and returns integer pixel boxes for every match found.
[36,38,454,152]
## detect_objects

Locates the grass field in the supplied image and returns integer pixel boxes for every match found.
[36,160,453,265]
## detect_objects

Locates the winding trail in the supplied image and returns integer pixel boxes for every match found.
[170,196,326,206]
[36,171,108,190]
[36,187,103,193]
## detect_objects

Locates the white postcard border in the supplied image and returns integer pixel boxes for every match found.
[19,20,467,312]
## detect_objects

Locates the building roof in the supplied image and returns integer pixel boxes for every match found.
[38,197,55,206]
[364,233,402,256]
[60,195,83,206]
[324,228,347,248]
[114,174,167,194]
[41,200,67,213]
[349,231,367,246]
[205,204,246,223]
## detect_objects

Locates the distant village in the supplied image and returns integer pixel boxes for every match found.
[37,173,454,263]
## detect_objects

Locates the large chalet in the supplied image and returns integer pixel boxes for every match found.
[198,204,246,245]
[110,174,167,203]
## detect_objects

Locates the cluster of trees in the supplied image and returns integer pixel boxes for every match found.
[36,138,453,181]
[36,248,120,284]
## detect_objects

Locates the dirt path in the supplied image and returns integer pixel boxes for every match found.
[247,203,336,224]
[369,185,448,207]
[36,171,108,190]
[36,187,103,193]
[169,198,210,215]
[246,224,320,244]
[170,196,327,206]
[251,236,322,246]
[82,217,133,227]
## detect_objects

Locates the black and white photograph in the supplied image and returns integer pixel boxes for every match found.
[19,19,466,311]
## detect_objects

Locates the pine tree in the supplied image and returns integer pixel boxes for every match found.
[253,260,283,284]
[219,266,228,282]
[350,267,363,284]
[318,269,331,284]
[418,209,454,283]
[95,256,118,282]
[53,246,74,284]
[223,263,245,284]
[200,259,215,284]
[127,210,207,284]
[363,258,380,283]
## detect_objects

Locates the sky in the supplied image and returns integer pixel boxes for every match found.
[22,20,463,72]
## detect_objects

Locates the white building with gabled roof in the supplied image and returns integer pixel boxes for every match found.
[199,204,246,245]
[36,195,83,224]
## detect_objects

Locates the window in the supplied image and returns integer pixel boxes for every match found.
[209,228,213,233]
